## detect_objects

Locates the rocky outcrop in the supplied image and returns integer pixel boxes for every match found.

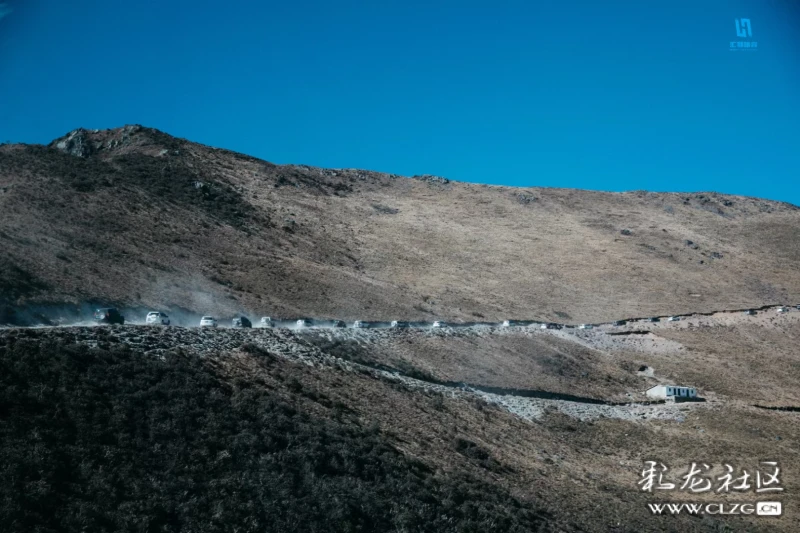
[51,128,96,158]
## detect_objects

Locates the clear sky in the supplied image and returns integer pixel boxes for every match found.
[1,1,798,205]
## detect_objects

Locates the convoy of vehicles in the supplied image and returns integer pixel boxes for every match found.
[87,305,794,330]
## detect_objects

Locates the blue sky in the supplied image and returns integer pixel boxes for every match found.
[1,1,798,204]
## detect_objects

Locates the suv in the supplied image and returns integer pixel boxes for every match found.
[431,321,445,328]
[667,316,680,322]
[353,320,368,328]
[146,311,170,325]
[200,316,217,327]
[232,316,252,328]
[331,320,346,328]
[744,309,756,316]
[613,320,627,326]
[390,320,410,328]
[296,319,312,328]
[649,317,661,323]
[94,308,125,325]
[260,317,275,328]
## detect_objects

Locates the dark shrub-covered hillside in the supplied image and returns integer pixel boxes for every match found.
[0,338,552,533]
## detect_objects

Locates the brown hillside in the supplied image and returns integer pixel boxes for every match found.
[1,125,799,322]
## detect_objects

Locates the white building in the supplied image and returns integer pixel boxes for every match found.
[646,385,697,399]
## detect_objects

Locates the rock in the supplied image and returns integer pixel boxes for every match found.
[412,174,449,185]
[515,193,537,205]
[53,129,95,158]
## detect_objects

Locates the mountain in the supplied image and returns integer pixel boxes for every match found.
[2,125,799,324]
[3,126,800,532]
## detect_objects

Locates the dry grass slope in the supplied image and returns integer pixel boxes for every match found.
[1,125,799,323]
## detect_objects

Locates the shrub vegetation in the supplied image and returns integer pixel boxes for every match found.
[0,338,550,532]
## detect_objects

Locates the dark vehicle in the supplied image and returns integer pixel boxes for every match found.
[391,320,410,328]
[94,308,125,325]
[744,309,757,316]
[613,320,627,326]
[649,317,660,322]
[232,316,252,328]
[331,320,346,328]
[541,323,561,330]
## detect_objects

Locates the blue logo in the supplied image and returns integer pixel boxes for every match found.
[730,19,757,51]
[735,19,752,38]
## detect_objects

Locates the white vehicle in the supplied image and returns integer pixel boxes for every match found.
[776,307,788,314]
[578,324,593,330]
[502,320,511,327]
[432,321,445,328]
[390,320,410,328]
[667,316,680,322]
[146,311,170,325]
[260,316,275,327]
[353,320,367,328]
[199,316,217,327]
[296,319,312,328]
